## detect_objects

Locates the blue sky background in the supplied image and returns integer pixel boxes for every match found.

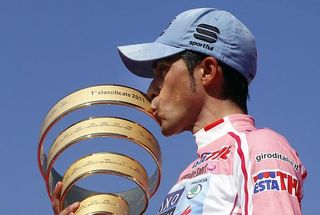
[0,0,319,214]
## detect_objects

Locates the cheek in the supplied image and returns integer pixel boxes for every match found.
[158,68,198,113]
[161,80,195,109]
[160,87,186,109]
[161,92,194,117]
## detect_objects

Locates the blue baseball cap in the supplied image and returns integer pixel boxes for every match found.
[118,8,257,84]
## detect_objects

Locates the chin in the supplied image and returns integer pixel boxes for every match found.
[161,128,173,137]
[160,123,183,137]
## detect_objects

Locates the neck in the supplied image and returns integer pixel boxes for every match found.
[192,99,245,134]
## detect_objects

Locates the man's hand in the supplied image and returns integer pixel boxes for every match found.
[52,182,80,215]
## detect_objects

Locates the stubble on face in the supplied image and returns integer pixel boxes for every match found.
[149,58,204,136]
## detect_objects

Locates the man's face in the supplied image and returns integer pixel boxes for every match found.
[147,57,204,136]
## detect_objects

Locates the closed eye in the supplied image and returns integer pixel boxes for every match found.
[153,62,170,78]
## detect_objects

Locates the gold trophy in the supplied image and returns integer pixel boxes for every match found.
[37,85,162,215]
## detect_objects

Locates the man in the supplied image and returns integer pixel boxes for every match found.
[53,8,306,215]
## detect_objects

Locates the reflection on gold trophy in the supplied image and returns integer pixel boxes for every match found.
[37,85,162,215]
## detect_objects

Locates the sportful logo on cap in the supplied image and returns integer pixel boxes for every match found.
[194,24,220,43]
[189,23,220,52]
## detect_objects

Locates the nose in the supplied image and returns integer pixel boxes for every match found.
[147,79,161,122]
[147,79,160,101]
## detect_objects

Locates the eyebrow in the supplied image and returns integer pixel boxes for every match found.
[153,54,182,69]
[154,61,171,69]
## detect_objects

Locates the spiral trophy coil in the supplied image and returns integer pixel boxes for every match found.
[37,85,162,215]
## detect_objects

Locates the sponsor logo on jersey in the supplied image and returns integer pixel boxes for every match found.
[191,177,208,185]
[255,152,300,171]
[158,188,185,215]
[181,164,208,180]
[253,170,300,198]
[192,145,231,168]
[187,184,202,199]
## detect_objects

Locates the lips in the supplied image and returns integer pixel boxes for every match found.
[151,109,162,125]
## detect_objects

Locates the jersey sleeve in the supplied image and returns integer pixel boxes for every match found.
[243,129,307,215]
[230,129,307,215]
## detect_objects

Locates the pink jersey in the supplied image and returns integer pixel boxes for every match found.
[157,114,307,215]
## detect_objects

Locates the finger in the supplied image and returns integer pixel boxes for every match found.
[59,202,80,215]
[51,182,62,214]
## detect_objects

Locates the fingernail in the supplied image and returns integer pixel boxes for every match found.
[72,202,80,208]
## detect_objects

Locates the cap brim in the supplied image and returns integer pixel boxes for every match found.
[118,42,185,78]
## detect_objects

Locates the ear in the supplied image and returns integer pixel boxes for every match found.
[200,57,222,87]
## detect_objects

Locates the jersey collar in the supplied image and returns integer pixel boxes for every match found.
[194,114,256,149]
